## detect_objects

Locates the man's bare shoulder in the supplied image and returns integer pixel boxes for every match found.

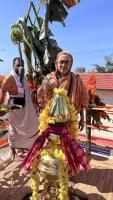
[2,74,14,84]
[1,75,15,92]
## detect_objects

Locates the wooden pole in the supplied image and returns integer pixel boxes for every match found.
[86,107,92,155]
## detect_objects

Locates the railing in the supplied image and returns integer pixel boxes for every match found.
[85,105,113,155]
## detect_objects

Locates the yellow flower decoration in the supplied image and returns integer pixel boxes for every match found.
[30,88,79,199]
[39,88,78,139]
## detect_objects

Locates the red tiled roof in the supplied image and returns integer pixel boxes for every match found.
[77,73,113,90]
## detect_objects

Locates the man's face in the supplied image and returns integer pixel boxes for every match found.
[13,59,24,78]
[56,54,72,77]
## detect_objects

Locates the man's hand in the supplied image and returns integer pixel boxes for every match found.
[78,108,85,131]
[78,118,84,131]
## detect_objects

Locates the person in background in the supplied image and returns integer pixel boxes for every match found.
[38,51,89,131]
[0,57,38,161]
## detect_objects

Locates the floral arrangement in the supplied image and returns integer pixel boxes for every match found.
[31,144,69,200]
[39,88,78,139]
[22,88,90,200]
[30,88,78,199]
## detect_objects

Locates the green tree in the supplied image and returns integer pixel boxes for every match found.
[93,64,105,73]
[75,66,86,73]
[93,54,113,73]
[104,54,113,72]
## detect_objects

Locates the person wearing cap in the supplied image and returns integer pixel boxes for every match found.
[38,51,89,131]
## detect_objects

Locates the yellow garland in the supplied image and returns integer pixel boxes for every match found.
[0,107,7,111]
[39,88,78,139]
[30,159,40,200]
[31,142,69,200]
[31,88,79,199]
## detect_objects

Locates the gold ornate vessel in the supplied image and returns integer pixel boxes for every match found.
[38,155,59,180]
[38,133,61,180]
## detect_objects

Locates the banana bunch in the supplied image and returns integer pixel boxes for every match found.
[10,23,23,44]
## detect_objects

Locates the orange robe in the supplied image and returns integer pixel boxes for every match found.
[41,71,88,113]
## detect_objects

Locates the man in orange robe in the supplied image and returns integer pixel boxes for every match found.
[38,51,89,131]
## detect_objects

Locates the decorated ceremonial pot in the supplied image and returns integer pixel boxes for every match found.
[38,154,59,180]
[38,133,60,180]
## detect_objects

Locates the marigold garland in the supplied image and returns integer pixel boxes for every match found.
[31,141,69,200]
[39,88,78,139]
[30,159,40,200]
[30,88,79,199]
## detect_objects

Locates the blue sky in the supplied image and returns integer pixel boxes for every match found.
[0,0,113,75]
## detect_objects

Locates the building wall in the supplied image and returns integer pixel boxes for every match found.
[96,89,113,105]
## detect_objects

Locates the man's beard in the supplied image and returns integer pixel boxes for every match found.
[15,68,24,84]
